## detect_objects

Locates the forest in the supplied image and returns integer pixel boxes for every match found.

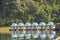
[0,0,60,27]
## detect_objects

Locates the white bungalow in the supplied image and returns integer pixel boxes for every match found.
[18,23,24,29]
[32,22,38,26]
[47,22,55,29]
[39,22,46,29]
[18,23,24,27]
[25,22,31,29]
[25,23,31,27]
[31,22,38,29]
[11,22,18,29]
[39,22,46,27]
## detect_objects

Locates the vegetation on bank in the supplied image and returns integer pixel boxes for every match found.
[0,0,60,27]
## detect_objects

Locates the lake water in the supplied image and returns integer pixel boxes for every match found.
[0,33,55,40]
[0,33,12,40]
[0,29,58,40]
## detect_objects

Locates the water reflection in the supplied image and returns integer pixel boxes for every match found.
[0,33,57,40]
[0,33,12,40]
[0,33,19,40]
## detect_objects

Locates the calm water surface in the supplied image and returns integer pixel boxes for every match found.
[0,33,47,40]
[0,33,51,40]
[0,33,12,40]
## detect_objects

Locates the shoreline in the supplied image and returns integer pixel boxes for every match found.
[0,27,12,34]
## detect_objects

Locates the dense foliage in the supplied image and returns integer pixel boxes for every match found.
[0,0,60,27]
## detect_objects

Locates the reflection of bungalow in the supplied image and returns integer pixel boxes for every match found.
[12,33,18,39]
[47,22,56,40]
[41,33,46,40]
[25,33,31,39]
[33,33,39,39]
[19,33,24,40]
[11,28,18,39]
